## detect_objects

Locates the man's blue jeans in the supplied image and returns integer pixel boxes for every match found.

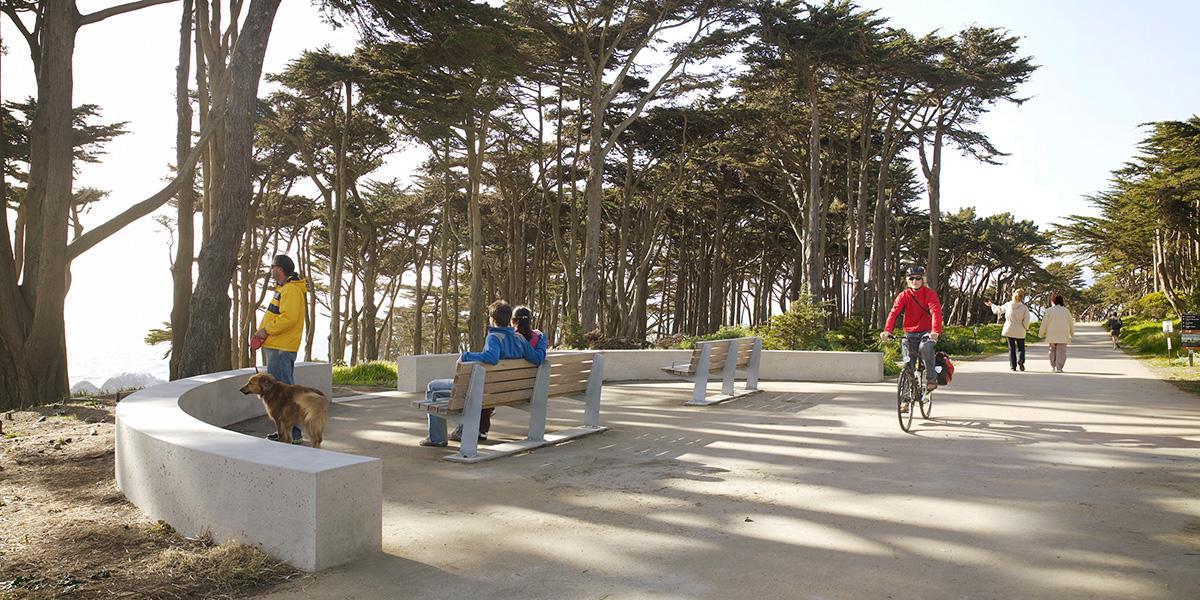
[265,348,302,440]
[425,378,454,443]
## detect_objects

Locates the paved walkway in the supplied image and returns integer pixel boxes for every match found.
[256,325,1200,599]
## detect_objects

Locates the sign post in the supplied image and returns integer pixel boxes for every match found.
[1164,320,1175,364]
[1181,313,1200,366]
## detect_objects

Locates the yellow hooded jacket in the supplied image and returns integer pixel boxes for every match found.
[258,276,307,352]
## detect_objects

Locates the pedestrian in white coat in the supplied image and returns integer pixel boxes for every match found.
[985,288,1032,372]
[1039,293,1076,372]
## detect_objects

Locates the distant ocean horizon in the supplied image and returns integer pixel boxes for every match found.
[68,329,331,388]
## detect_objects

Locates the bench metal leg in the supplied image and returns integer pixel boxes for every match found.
[527,362,550,442]
[692,344,712,404]
[457,364,487,459]
[746,337,762,391]
[721,340,738,396]
[583,354,604,427]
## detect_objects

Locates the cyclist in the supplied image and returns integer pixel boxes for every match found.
[879,266,944,412]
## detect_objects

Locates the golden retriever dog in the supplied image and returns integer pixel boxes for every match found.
[239,373,329,448]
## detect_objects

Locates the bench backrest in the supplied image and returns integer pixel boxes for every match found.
[447,351,602,411]
[545,351,600,398]
[690,337,759,372]
[448,359,540,412]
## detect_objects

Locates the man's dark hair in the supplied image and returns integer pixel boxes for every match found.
[488,299,513,326]
[273,254,296,276]
[1051,293,1065,306]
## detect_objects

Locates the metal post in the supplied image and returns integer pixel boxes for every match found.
[721,340,738,396]
[583,353,605,427]
[746,337,762,391]
[692,343,712,404]
[457,363,487,459]
[527,361,550,442]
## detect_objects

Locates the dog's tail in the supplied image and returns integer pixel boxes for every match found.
[298,392,330,449]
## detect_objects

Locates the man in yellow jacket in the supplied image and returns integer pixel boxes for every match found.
[254,254,307,442]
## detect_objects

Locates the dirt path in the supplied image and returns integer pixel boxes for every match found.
[245,324,1199,599]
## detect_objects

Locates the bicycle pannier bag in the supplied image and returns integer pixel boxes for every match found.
[934,351,954,385]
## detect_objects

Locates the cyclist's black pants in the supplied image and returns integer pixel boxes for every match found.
[902,333,938,383]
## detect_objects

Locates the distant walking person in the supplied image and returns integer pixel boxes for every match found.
[985,288,1032,372]
[254,255,308,442]
[1106,313,1124,348]
[1039,293,1076,372]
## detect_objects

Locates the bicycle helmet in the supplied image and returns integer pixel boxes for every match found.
[906,265,926,277]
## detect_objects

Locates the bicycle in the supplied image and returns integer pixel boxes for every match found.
[890,334,934,432]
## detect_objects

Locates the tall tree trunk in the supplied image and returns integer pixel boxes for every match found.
[169,0,196,379]
[466,114,489,350]
[327,81,352,363]
[178,0,281,378]
[804,72,824,300]
[579,90,605,334]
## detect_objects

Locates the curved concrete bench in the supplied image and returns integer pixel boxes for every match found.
[398,349,883,392]
[115,363,381,571]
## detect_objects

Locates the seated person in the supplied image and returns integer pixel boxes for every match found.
[420,300,546,447]
[451,304,547,442]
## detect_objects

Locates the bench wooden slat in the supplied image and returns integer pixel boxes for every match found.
[481,388,537,406]
[480,376,540,394]
[548,361,593,380]
[547,352,595,368]
[547,380,590,396]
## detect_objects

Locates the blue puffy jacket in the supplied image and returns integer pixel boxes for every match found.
[460,326,545,365]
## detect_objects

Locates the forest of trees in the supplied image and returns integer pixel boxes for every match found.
[1061,116,1200,320]
[5,0,1151,409]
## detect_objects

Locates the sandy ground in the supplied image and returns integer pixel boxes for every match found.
[244,324,1200,600]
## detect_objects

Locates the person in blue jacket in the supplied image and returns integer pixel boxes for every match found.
[420,300,546,447]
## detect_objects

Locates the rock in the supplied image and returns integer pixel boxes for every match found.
[70,380,101,396]
[99,372,165,395]
[90,427,99,436]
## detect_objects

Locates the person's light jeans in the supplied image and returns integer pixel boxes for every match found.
[425,378,455,444]
[902,332,938,383]
[265,348,302,440]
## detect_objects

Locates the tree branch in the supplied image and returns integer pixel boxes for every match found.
[67,116,216,261]
[79,0,178,27]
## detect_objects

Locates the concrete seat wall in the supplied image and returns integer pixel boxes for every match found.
[114,363,381,571]
[399,350,883,393]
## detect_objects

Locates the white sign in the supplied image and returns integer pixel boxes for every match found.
[1163,320,1174,333]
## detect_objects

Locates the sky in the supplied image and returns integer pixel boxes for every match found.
[2,0,1198,383]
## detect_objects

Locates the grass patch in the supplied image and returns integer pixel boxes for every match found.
[332,360,397,387]
[147,542,298,594]
[1117,316,1200,396]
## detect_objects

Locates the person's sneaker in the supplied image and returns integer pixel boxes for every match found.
[925,382,938,392]
[1011,367,1016,371]
[266,432,303,444]
[418,438,448,447]
[449,426,487,442]
[1018,363,1025,371]
[899,402,910,414]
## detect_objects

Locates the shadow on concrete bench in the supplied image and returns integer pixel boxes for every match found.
[414,351,607,463]
[662,336,764,406]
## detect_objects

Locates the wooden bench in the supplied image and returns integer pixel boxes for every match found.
[413,351,606,463]
[661,336,763,406]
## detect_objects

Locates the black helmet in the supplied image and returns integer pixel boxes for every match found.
[906,265,926,277]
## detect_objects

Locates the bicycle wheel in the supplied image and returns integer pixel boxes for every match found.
[919,378,934,419]
[897,369,916,432]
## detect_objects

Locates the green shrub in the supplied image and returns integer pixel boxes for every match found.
[332,360,398,386]
[881,341,902,376]
[759,294,830,350]
[1118,315,1179,354]
[830,313,875,352]
[1131,291,1175,320]
[679,325,756,350]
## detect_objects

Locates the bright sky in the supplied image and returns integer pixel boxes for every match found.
[2,0,1198,382]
